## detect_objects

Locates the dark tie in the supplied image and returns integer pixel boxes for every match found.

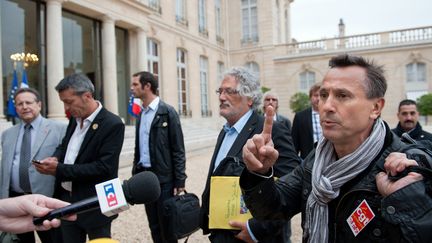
[19,123,32,193]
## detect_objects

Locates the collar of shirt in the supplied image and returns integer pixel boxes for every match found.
[311,109,319,116]
[223,109,253,134]
[75,101,103,128]
[22,114,42,130]
[141,96,160,113]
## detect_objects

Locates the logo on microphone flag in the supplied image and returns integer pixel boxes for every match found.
[104,183,118,207]
[95,178,129,217]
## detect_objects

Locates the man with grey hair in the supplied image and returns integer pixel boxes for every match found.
[35,73,125,243]
[263,91,291,130]
[200,67,300,242]
[240,54,432,242]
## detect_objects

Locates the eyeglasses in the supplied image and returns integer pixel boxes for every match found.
[215,88,239,96]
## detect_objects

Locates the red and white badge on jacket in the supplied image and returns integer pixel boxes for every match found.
[346,199,375,236]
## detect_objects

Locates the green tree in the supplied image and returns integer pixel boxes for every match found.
[417,93,432,125]
[290,92,310,113]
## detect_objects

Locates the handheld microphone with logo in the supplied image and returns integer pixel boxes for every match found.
[33,171,160,225]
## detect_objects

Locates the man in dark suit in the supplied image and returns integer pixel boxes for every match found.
[0,88,66,243]
[291,83,322,159]
[130,71,186,243]
[262,91,291,130]
[35,73,125,243]
[392,99,432,143]
[200,67,300,242]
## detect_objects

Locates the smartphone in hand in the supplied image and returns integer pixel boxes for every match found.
[32,159,42,164]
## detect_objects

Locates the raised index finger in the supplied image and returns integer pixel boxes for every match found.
[262,106,274,142]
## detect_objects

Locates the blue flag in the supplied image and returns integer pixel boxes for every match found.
[21,69,29,88]
[7,70,18,117]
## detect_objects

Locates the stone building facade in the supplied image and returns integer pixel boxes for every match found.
[1,0,431,126]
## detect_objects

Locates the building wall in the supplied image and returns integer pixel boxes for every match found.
[1,0,431,128]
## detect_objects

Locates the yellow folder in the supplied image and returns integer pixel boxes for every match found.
[208,176,253,229]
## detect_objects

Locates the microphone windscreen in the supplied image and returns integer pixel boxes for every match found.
[122,171,161,204]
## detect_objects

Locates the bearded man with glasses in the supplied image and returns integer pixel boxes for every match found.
[199,67,301,242]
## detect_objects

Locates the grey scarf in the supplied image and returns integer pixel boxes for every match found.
[304,118,386,243]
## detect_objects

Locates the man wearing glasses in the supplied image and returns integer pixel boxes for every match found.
[199,67,300,242]
[0,88,66,243]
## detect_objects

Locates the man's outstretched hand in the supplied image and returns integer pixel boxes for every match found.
[242,106,279,174]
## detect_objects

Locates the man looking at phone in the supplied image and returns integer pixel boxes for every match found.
[0,88,66,243]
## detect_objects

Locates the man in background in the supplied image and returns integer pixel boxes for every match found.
[35,73,125,243]
[392,99,432,142]
[0,88,66,243]
[291,83,322,159]
[130,71,187,243]
[262,91,291,130]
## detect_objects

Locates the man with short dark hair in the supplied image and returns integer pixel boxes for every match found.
[392,99,432,142]
[291,83,322,159]
[130,71,187,243]
[0,87,66,243]
[241,54,432,242]
[35,73,125,243]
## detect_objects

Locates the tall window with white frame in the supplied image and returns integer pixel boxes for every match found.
[177,49,190,117]
[176,0,187,24]
[217,61,225,82]
[215,0,223,42]
[241,0,258,43]
[147,38,160,95]
[406,62,427,100]
[198,0,207,35]
[200,56,210,117]
[299,70,316,93]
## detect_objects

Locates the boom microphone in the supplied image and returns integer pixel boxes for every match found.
[33,171,160,225]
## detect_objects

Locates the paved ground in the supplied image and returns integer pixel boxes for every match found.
[111,148,302,243]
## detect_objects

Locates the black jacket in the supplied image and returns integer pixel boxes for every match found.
[291,107,315,159]
[54,108,125,227]
[200,111,301,241]
[392,122,432,142]
[132,100,187,188]
[241,124,432,242]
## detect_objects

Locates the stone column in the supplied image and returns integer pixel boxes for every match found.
[46,0,65,119]
[136,26,148,72]
[101,15,118,114]
[285,0,294,43]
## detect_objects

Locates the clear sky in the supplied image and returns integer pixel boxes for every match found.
[290,0,432,41]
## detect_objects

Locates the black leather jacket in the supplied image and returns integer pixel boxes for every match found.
[132,101,187,187]
[241,126,432,243]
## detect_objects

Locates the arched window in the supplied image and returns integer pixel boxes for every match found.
[406,62,426,83]
[299,71,316,93]
[245,62,260,77]
[406,62,427,100]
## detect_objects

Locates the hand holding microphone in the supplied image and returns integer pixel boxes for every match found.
[33,171,161,225]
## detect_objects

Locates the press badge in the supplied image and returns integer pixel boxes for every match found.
[346,199,375,236]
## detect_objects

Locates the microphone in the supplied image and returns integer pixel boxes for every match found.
[33,171,160,225]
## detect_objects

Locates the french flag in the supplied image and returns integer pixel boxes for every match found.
[128,92,142,118]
